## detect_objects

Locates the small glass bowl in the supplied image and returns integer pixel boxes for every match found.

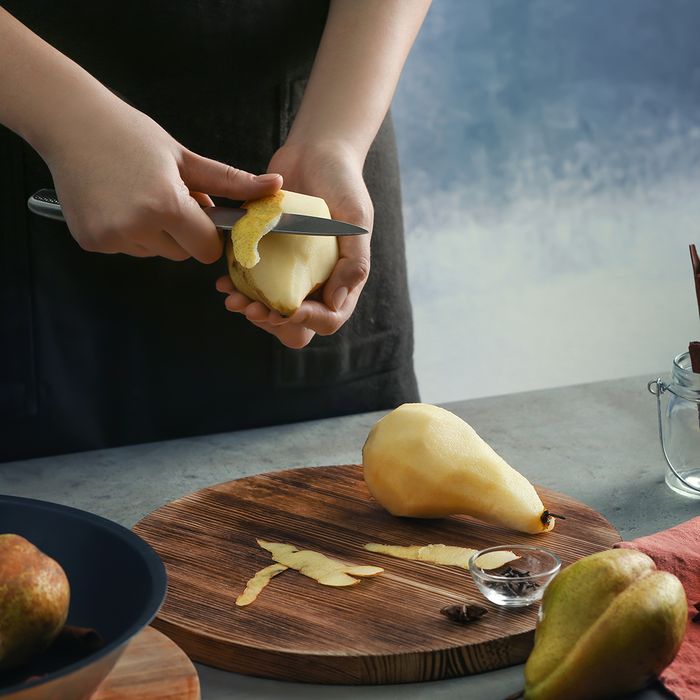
[468,545,561,607]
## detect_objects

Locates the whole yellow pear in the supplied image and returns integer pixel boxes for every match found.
[0,533,70,670]
[362,403,555,534]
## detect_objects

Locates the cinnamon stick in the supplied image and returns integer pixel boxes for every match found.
[689,342,700,375]
[690,245,700,319]
[689,247,700,425]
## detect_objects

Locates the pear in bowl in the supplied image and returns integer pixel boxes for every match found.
[0,533,70,671]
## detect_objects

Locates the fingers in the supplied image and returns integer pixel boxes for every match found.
[181,150,282,201]
[224,290,252,313]
[267,310,289,326]
[118,242,155,258]
[189,190,214,207]
[216,276,316,348]
[217,270,357,340]
[164,193,223,263]
[139,230,191,261]
[322,234,371,311]
[245,315,315,348]
[262,324,315,349]
[171,153,283,263]
[244,302,270,323]
[287,293,357,336]
[216,275,235,294]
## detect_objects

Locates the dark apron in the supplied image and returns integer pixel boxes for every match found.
[0,1,419,462]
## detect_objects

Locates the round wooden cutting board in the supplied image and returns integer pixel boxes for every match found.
[133,465,620,685]
[93,626,199,699]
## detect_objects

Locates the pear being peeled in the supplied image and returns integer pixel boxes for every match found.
[362,403,555,534]
[226,190,339,315]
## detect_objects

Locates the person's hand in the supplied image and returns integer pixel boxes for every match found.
[215,141,373,348]
[44,96,282,261]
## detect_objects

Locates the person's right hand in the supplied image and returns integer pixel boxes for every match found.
[43,96,282,261]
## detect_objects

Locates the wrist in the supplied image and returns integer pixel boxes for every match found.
[0,8,120,162]
[30,83,122,166]
[276,137,367,171]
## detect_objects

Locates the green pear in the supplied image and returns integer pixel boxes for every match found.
[0,533,70,670]
[524,549,687,700]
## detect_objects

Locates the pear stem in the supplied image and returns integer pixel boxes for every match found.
[541,510,567,526]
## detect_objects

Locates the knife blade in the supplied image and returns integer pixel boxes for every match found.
[27,189,367,237]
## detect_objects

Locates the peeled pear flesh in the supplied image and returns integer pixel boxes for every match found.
[257,540,383,587]
[524,549,687,700]
[362,403,555,534]
[226,190,339,315]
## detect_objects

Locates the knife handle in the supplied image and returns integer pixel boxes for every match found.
[28,189,66,221]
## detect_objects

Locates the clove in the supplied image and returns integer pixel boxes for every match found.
[440,602,488,624]
[693,602,700,624]
[488,565,541,597]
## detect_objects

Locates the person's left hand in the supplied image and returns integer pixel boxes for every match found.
[215,141,373,349]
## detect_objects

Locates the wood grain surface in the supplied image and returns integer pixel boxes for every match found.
[133,465,620,685]
[93,626,199,700]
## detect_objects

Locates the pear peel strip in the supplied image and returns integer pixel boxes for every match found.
[236,563,288,607]
[257,539,384,587]
[233,212,282,269]
[364,543,518,570]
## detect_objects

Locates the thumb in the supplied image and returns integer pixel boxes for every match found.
[322,236,371,311]
[180,150,282,200]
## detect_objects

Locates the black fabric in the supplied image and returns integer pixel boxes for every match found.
[0,1,419,462]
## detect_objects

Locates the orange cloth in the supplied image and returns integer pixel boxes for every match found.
[615,516,700,700]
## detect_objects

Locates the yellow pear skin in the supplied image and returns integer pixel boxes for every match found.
[362,403,555,534]
[524,549,687,700]
[226,190,339,316]
[0,534,70,670]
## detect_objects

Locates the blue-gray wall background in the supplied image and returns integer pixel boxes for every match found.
[392,0,700,403]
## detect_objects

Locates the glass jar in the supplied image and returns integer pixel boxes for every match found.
[648,352,700,499]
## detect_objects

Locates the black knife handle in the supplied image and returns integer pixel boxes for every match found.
[28,189,66,221]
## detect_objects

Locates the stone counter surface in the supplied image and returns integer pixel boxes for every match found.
[2,375,698,699]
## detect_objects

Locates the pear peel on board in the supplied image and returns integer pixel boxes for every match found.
[226,190,339,316]
[362,403,556,534]
[257,540,383,587]
[524,549,687,700]
[236,563,288,607]
[364,543,519,570]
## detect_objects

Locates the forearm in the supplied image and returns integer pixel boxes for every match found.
[0,7,118,161]
[285,0,431,161]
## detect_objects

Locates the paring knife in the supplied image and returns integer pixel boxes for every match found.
[27,189,368,236]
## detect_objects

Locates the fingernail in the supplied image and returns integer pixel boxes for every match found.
[256,173,281,183]
[332,287,348,311]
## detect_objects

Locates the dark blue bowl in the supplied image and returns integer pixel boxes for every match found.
[0,495,167,699]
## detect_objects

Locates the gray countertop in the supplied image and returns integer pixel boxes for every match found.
[2,375,698,699]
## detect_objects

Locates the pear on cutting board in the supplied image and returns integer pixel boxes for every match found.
[524,548,687,700]
[225,189,339,316]
[0,533,70,670]
[362,403,556,534]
